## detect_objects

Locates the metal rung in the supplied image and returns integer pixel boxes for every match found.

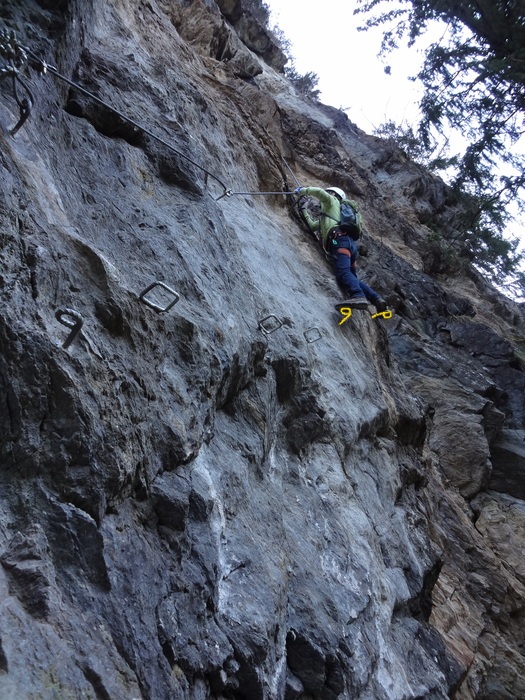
[258,314,283,335]
[371,310,393,320]
[139,281,180,313]
[304,327,322,343]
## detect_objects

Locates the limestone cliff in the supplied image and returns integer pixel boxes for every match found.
[1,1,524,699]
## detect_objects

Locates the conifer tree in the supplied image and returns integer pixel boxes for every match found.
[356,0,525,296]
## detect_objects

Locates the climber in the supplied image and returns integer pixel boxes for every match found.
[295,185,387,311]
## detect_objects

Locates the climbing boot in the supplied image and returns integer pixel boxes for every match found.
[335,295,369,312]
[374,298,388,313]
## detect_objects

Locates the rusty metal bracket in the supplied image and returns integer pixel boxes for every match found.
[55,308,83,348]
[139,281,180,313]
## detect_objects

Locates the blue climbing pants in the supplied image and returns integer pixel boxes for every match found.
[329,234,380,302]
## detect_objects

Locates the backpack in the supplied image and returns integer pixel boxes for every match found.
[322,198,362,239]
[338,199,362,239]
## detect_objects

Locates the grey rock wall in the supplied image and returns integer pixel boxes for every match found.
[0,1,524,699]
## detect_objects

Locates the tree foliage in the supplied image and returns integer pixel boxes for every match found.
[373,119,452,167]
[356,0,525,296]
[284,64,321,100]
[243,0,320,100]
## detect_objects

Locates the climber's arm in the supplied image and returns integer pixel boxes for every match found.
[299,186,333,208]
[298,199,319,231]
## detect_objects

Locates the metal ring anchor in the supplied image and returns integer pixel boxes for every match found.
[55,308,84,348]
[139,281,180,313]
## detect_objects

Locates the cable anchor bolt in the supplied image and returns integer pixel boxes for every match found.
[215,189,233,201]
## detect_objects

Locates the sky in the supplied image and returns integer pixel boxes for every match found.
[265,0,425,133]
[266,0,525,284]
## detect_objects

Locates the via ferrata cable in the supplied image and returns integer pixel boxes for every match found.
[27,51,232,199]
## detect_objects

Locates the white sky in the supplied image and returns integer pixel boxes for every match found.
[266,0,425,132]
[266,0,525,276]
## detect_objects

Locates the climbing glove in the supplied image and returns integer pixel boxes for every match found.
[294,187,304,194]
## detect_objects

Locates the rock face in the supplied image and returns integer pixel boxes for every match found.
[0,1,524,699]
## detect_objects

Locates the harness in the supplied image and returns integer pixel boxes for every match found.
[324,228,352,258]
